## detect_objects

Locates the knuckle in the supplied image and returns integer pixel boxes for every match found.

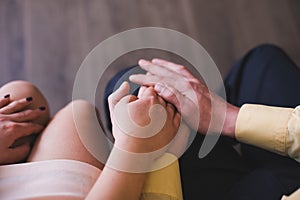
[8,122,19,130]
[19,110,30,118]
[164,87,175,99]
[1,121,18,133]
[177,64,185,70]
[0,116,7,123]
[108,94,114,103]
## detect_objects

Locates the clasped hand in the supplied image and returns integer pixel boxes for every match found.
[0,96,45,164]
[108,82,189,160]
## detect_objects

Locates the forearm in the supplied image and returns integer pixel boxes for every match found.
[86,144,153,199]
[86,165,146,200]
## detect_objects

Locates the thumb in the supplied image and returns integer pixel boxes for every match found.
[108,82,130,114]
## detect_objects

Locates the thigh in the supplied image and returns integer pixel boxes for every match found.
[179,134,250,200]
[225,167,300,200]
[225,44,300,108]
[27,100,110,170]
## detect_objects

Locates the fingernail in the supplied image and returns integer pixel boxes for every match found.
[39,106,46,111]
[26,97,33,102]
[138,59,148,65]
[154,84,164,93]
[4,94,10,98]
[152,58,158,63]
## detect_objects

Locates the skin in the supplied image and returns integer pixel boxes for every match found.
[0,81,50,164]
[129,58,240,138]
[86,82,181,199]
[1,79,187,199]
[9,80,182,199]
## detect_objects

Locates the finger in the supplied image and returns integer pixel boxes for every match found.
[12,122,44,140]
[0,94,10,108]
[111,94,137,126]
[129,74,164,86]
[138,86,157,99]
[0,97,33,114]
[166,102,176,112]
[137,86,147,98]
[7,143,31,163]
[118,94,138,104]
[108,82,130,112]
[154,84,183,113]
[173,111,181,125]
[151,58,196,80]
[138,59,179,79]
[137,72,152,98]
[157,95,167,108]
[155,83,198,129]
[166,103,176,119]
[7,108,47,123]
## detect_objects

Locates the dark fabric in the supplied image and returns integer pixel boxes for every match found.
[224,44,300,199]
[179,134,250,200]
[104,66,249,200]
[103,44,300,200]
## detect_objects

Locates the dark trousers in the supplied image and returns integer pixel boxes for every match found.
[180,44,300,200]
[104,44,300,200]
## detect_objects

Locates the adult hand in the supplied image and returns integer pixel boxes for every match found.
[130,59,239,138]
[108,82,181,157]
[0,95,45,164]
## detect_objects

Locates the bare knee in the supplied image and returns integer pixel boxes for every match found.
[64,99,96,113]
[1,80,40,100]
[0,80,50,125]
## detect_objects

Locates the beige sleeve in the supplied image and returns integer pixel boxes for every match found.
[282,189,300,200]
[236,104,300,161]
[236,104,300,200]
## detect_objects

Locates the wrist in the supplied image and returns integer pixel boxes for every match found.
[106,145,160,173]
[114,135,151,154]
[222,104,240,138]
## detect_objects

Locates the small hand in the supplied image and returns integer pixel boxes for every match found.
[108,82,180,156]
[0,95,46,164]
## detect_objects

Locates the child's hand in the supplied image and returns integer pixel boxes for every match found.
[108,82,180,156]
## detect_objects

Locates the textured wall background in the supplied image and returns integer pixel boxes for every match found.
[1,0,300,114]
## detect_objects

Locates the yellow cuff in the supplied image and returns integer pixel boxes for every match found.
[141,153,183,200]
[236,104,293,155]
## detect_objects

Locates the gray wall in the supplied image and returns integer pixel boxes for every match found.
[1,0,300,114]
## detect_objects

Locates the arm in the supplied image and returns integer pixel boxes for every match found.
[86,82,180,199]
[0,95,46,164]
[130,59,239,137]
[86,165,147,200]
[130,58,300,162]
[0,80,49,164]
[236,104,300,162]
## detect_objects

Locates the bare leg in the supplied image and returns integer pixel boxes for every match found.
[0,80,50,150]
[27,100,110,170]
[0,80,50,125]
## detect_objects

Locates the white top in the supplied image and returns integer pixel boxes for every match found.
[0,159,101,200]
